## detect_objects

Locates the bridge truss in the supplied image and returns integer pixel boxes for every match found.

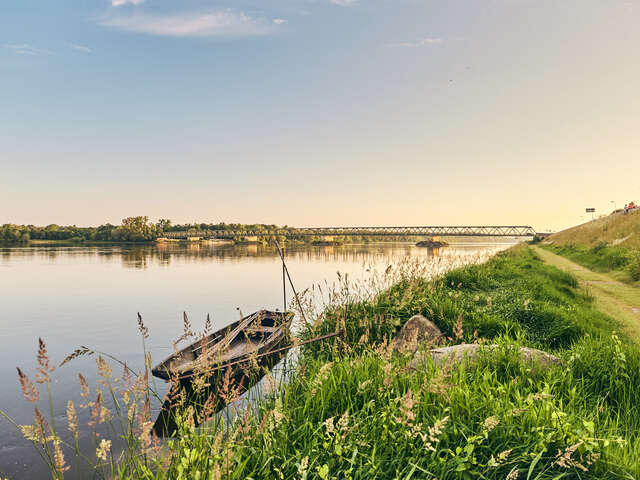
[162,225,537,239]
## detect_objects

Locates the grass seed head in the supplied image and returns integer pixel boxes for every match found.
[17,367,39,403]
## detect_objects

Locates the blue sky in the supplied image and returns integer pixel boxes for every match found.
[1,0,639,231]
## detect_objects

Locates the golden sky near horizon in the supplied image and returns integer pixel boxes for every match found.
[1,0,638,232]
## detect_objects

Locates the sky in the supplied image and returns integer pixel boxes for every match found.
[1,0,639,232]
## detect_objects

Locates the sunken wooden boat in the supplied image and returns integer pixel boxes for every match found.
[152,310,293,436]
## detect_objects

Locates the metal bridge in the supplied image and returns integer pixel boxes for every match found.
[162,225,538,239]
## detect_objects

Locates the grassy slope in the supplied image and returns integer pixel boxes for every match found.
[548,209,640,249]
[542,209,640,283]
[150,246,640,480]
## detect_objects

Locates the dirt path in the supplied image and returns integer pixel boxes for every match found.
[532,246,640,340]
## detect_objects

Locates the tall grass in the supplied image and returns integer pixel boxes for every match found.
[4,245,640,478]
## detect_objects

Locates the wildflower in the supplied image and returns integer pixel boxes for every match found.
[36,338,55,383]
[398,390,416,422]
[382,364,394,388]
[136,312,149,339]
[66,400,78,438]
[89,391,111,427]
[120,362,133,389]
[417,415,449,451]
[506,407,527,417]
[587,452,601,465]
[271,408,285,429]
[199,392,218,424]
[298,456,309,476]
[358,379,372,393]
[554,441,588,471]
[498,449,512,461]
[324,416,335,435]
[17,367,39,403]
[54,439,69,473]
[34,407,48,441]
[489,448,512,466]
[96,356,112,380]
[204,313,212,334]
[137,420,154,450]
[453,314,464,340]
[337,411,350,432]
[19,425,41,443]
[264,373,276,394]
[132,369,149,398]
[96,439,112,461]
[506,469,518,480]
[483,416,500,432]
[78,373,90,399]
[311,362,333,395]
[60,346,93,367]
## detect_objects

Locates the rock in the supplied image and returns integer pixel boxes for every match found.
[408,344,560,370]
[393,315,444,352]
[518,347,561,368]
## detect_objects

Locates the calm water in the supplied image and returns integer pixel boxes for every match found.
[0,242,507,478]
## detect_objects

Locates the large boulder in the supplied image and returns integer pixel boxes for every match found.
[393,315,444,353]
[408,344,560,370]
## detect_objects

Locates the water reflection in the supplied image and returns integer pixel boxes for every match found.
[1,242,437,269]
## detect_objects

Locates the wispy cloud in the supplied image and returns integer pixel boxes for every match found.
[4,43,53,55]
[111,0,144,6]
[389,37,443,48]
[69,43,92,53]
[273,18,288,25]
[100,9,274,37]
[330,0,357,5]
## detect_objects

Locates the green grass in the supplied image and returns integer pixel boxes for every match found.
[306,246,614,352]
[7,246,640,479]
[151,246,640,479]
[542,243,640,282]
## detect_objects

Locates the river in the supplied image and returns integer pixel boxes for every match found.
[0,241,511,478]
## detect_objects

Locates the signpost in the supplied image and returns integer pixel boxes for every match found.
[586,208,595,220]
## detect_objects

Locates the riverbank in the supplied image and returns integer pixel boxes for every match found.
[157,245,640,478]
[8,245,640,478]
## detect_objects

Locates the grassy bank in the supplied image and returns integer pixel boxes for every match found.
[541,208,640,283]
[6,246,640,479]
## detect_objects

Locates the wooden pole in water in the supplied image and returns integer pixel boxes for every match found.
[274,239,308,326]
[282,243,287,311]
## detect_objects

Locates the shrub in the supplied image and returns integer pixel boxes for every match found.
[627,251,640,281]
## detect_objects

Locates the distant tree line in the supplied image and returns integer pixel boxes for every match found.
[1,218,421,245]
[0,216,163,244]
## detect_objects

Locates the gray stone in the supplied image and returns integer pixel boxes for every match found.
[393,315,444,353]
[408,344,560,370]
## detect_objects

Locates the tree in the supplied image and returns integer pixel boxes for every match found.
[156,219,171,233]
[115,216,157,241]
